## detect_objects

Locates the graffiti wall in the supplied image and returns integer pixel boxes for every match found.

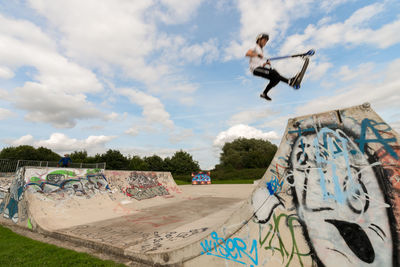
[24,167,110,200]
[192,104,400,267]
[105,170,181,201]
[0,168,26,223]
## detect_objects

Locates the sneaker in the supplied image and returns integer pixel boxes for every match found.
[260,93,271,101]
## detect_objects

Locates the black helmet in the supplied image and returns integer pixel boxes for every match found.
[256,33,269,42]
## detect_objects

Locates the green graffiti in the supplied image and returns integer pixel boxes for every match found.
[48,170,76,177]
[29,177,41,182]
[259,213,311,267]
[27,218,32,230]
[86,169,101,174]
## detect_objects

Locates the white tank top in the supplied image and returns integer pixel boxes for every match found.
[249,44,267,72]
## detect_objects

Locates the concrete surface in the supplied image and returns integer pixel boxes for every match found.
[1,103,399,267]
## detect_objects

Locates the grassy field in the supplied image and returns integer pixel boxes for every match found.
[175,179,256,185]
[0,225,126,267]
[174,167,265,185]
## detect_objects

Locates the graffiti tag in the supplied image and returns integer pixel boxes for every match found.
[201,231,258,267]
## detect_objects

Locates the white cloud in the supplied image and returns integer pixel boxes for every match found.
[0,108,16,120]
[169,128,194,143]
[155,0,204,24]
[14,82,102,128]
[120,88,174,129]
[118,146,177,160]
[308,60,333,81]
[213,124,279,148]
[125,126,140,137]
[295,58,400,115]
[104,112,119,121]
[0,14,102,94]
[0,66,14,79]
[228,108,279,126]
[261,114,292,133]
[28,0,155,68]
[81,125,105,131]
[179,39,220,64]
[319,0,355,12]
[336,62,375,81]
[280,3,400,54]
[25,0,220,110]
[0,14,105,128]
[226,1,394,62]
[11,134,35,146]
[224,0,315,60]
[0,89,9,100]
[9,133,116,155]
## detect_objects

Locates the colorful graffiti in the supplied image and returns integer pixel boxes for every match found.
[250,113,399,267]
[192,171,211,185]
[0,168,25,223]
[201,231,258,267]
[122,171,170,200]
[266,176,283,195]
[24,169,110,199]
[258,213,311,267]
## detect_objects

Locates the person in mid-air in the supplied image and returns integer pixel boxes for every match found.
[246,33,295,101]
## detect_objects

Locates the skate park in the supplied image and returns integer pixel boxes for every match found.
[0,103,399,267]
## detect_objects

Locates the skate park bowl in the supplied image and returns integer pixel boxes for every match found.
[0,102,399,267]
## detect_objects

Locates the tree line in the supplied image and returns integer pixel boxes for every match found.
[0,138,277,175]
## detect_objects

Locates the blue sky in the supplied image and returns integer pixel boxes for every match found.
[0,0,399,169]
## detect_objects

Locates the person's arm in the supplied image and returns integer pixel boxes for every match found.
[245,49,263,58]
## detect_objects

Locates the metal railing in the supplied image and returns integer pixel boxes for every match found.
[0,159,106,176]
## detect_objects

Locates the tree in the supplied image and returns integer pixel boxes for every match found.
[36,147,61,161]
[128,155,148,170]
[100,149,129,170]
[70,150,88,162]
[219,138,277,169]
[167,150,200,174]
[0,145,60,161]
[144,155,165,171]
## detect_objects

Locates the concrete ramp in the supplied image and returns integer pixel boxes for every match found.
[0,167,250,265]
[0,103,399,267]
[182,103,400,267]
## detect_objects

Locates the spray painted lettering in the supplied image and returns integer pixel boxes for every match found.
[25,170,110,199]
[123,172,170,200]
[266,176,283,195]
[356,118,398,159]
[258,213,311,267]
[201,231,258,267]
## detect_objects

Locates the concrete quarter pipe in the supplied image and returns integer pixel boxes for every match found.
[0,103,399,267]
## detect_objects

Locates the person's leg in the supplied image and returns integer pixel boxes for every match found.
[253,67,290,99]
[253,67,290,83]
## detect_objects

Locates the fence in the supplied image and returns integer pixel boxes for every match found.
[0,159,106,176]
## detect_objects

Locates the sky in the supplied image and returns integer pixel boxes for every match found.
[0,0,399,170]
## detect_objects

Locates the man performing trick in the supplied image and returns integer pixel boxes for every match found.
[246,33,313,101]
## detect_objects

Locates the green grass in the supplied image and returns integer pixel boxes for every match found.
[175,179,190,185]
[175,179,256,185]
[0,225,126,267]
[173,168,265,184]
